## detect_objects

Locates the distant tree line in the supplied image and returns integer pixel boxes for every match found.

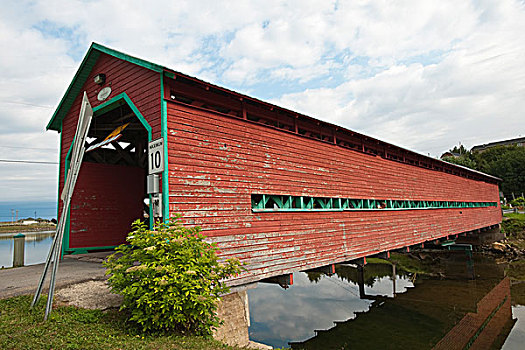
[442,145,525,199]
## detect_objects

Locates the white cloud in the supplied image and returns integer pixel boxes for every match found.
[273,0,525,155]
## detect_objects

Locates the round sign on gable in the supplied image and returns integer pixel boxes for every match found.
[97,86,112,101]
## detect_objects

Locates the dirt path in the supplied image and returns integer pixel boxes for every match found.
[0,257,107,299]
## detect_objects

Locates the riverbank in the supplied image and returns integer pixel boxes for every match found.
[0,223,56,234]
[481,212,525,260]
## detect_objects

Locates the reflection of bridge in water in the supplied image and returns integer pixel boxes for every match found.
[289,255,515,350]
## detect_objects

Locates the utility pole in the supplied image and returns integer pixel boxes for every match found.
[16,210,19,222]
[11,209,14,224]
[35,211,37,219]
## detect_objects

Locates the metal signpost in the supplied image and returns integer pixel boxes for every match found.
[148,138,164,219]
[31,92,93,320]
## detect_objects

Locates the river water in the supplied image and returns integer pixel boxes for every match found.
[247,253,525,349]
[0,231,54,268]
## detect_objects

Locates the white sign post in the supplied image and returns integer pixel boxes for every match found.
[32,91,93,320]
[148,138,165,174]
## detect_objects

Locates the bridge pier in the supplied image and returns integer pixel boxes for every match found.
[455,225,503,245]
[213,288,272,349]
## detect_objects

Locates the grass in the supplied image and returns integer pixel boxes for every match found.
[0,295,241,350]
[503,212,525,221]
[502,212,525,248]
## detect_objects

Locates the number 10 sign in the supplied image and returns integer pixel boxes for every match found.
[148,138,165,174]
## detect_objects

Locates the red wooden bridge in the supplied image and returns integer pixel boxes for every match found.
[47,43,501,287]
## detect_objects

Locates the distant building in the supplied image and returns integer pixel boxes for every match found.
[440,151,461,159]
[22,220,38,225]
[471,136,525,153]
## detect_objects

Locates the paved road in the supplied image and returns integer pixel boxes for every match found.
[0,257,107,299]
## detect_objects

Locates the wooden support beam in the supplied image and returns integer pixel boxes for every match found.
[112,141,136,165]
[87,151,105,164]
[112,111,135,124]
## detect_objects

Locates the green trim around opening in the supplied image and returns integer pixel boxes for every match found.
[161,73,170,221]
[251,194,498,212]
[61,94,153,255]
[67,245,119,255]
[92,92,152,138]
[56,133,62,225]
[62,135,74,256]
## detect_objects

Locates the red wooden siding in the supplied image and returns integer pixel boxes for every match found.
[166,102,501,286]
[58,53,161,250]
[54,46,501,287]
[69,162,145,248]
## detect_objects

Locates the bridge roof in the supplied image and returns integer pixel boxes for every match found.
[47,43,501,184]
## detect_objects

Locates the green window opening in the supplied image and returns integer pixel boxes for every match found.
[251,194,497,212]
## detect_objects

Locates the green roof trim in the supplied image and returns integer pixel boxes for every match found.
[46,49,100,131]
[47,42,164,132]
[91,43,164,73]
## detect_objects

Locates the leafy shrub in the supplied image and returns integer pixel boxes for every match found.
[103,218,242,335]
[510,196,525,209]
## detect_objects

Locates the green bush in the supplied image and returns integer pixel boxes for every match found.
[103,218,242,335]
[510,196,525,209]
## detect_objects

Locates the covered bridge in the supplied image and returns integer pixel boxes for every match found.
[47,43,501,286]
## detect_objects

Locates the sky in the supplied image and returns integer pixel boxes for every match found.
[0,0,524,203]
